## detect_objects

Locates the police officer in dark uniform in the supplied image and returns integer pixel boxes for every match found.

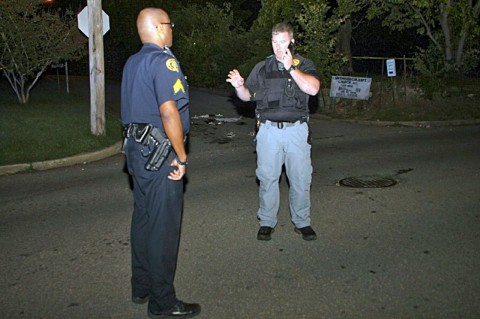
[121,8,200,319]
[227,22,321,241]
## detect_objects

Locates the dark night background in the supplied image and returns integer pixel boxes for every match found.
[46,0,432,80]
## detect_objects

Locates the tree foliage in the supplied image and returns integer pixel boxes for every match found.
[0,0,86,104]
[295,1,349,82]
[249,0,348,82]
[366,0,480,74]
[170,3,247,88]
[102,0,157,79]
[101,0,253,83]
[250,0,318,59]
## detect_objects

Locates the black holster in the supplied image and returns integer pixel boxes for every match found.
[144,126,171,171]
[145,137,171,171]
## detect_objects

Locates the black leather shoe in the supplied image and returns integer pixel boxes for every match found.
[257,226,274,241]
[132,295,149,304]
[148,301,201,318]
[294,226,317,241]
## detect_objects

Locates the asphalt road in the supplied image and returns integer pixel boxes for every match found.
[1,88,479,319]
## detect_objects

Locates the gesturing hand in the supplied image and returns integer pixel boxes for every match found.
[226,69,244,88]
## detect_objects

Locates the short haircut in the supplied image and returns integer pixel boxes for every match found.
[272,22,294,39]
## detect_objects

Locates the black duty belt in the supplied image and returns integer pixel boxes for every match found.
[123,123,152,144]
[123,123,168,146]
[123,123,149,137]
[260,118,307,129]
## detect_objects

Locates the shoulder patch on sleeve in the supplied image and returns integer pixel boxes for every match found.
[166,58,179,72]
[173,78,185,94]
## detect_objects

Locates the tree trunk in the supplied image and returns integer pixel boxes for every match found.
[3,70,27,104]
[337,18,353,74]
[439,2,453,68]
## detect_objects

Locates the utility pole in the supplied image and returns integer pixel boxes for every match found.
[87,0,105,136]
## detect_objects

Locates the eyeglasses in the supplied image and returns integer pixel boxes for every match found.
[159,22,174,29]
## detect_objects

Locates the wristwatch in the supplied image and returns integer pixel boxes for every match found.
[176,158,189,166]
[288,65,297,72]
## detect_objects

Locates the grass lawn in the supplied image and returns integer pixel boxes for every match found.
[0,77,122,166]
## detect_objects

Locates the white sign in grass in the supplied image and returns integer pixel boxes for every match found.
[329,76,372,100]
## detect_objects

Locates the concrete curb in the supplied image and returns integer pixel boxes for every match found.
[347,119,480,127]
[0,141,123,176]
[311,115,480,128]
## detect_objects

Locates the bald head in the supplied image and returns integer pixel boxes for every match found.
[136,8,171,46]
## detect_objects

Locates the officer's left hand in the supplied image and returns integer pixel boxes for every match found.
[168,159,186,180]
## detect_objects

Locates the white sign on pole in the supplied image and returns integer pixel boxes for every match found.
[386,59,396,77]
[329,76,372,100]
[77,6,110,37]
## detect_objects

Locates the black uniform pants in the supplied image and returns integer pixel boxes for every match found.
[124,137,183,313]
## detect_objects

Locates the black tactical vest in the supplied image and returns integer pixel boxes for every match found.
[254,55,309,122]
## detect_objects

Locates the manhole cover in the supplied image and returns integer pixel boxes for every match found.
[339,176,397,188]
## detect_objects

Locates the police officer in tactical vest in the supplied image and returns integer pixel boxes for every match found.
[227,22,321,241]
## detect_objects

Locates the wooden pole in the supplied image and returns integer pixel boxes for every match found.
[56,66,60,88]
[87,0,105,136]
[65,61,69,94]
[380,59,384,107]
[403,55,407,101]
[392,77,396,107]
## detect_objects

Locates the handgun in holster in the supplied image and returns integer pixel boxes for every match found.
[144,127,172,171]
